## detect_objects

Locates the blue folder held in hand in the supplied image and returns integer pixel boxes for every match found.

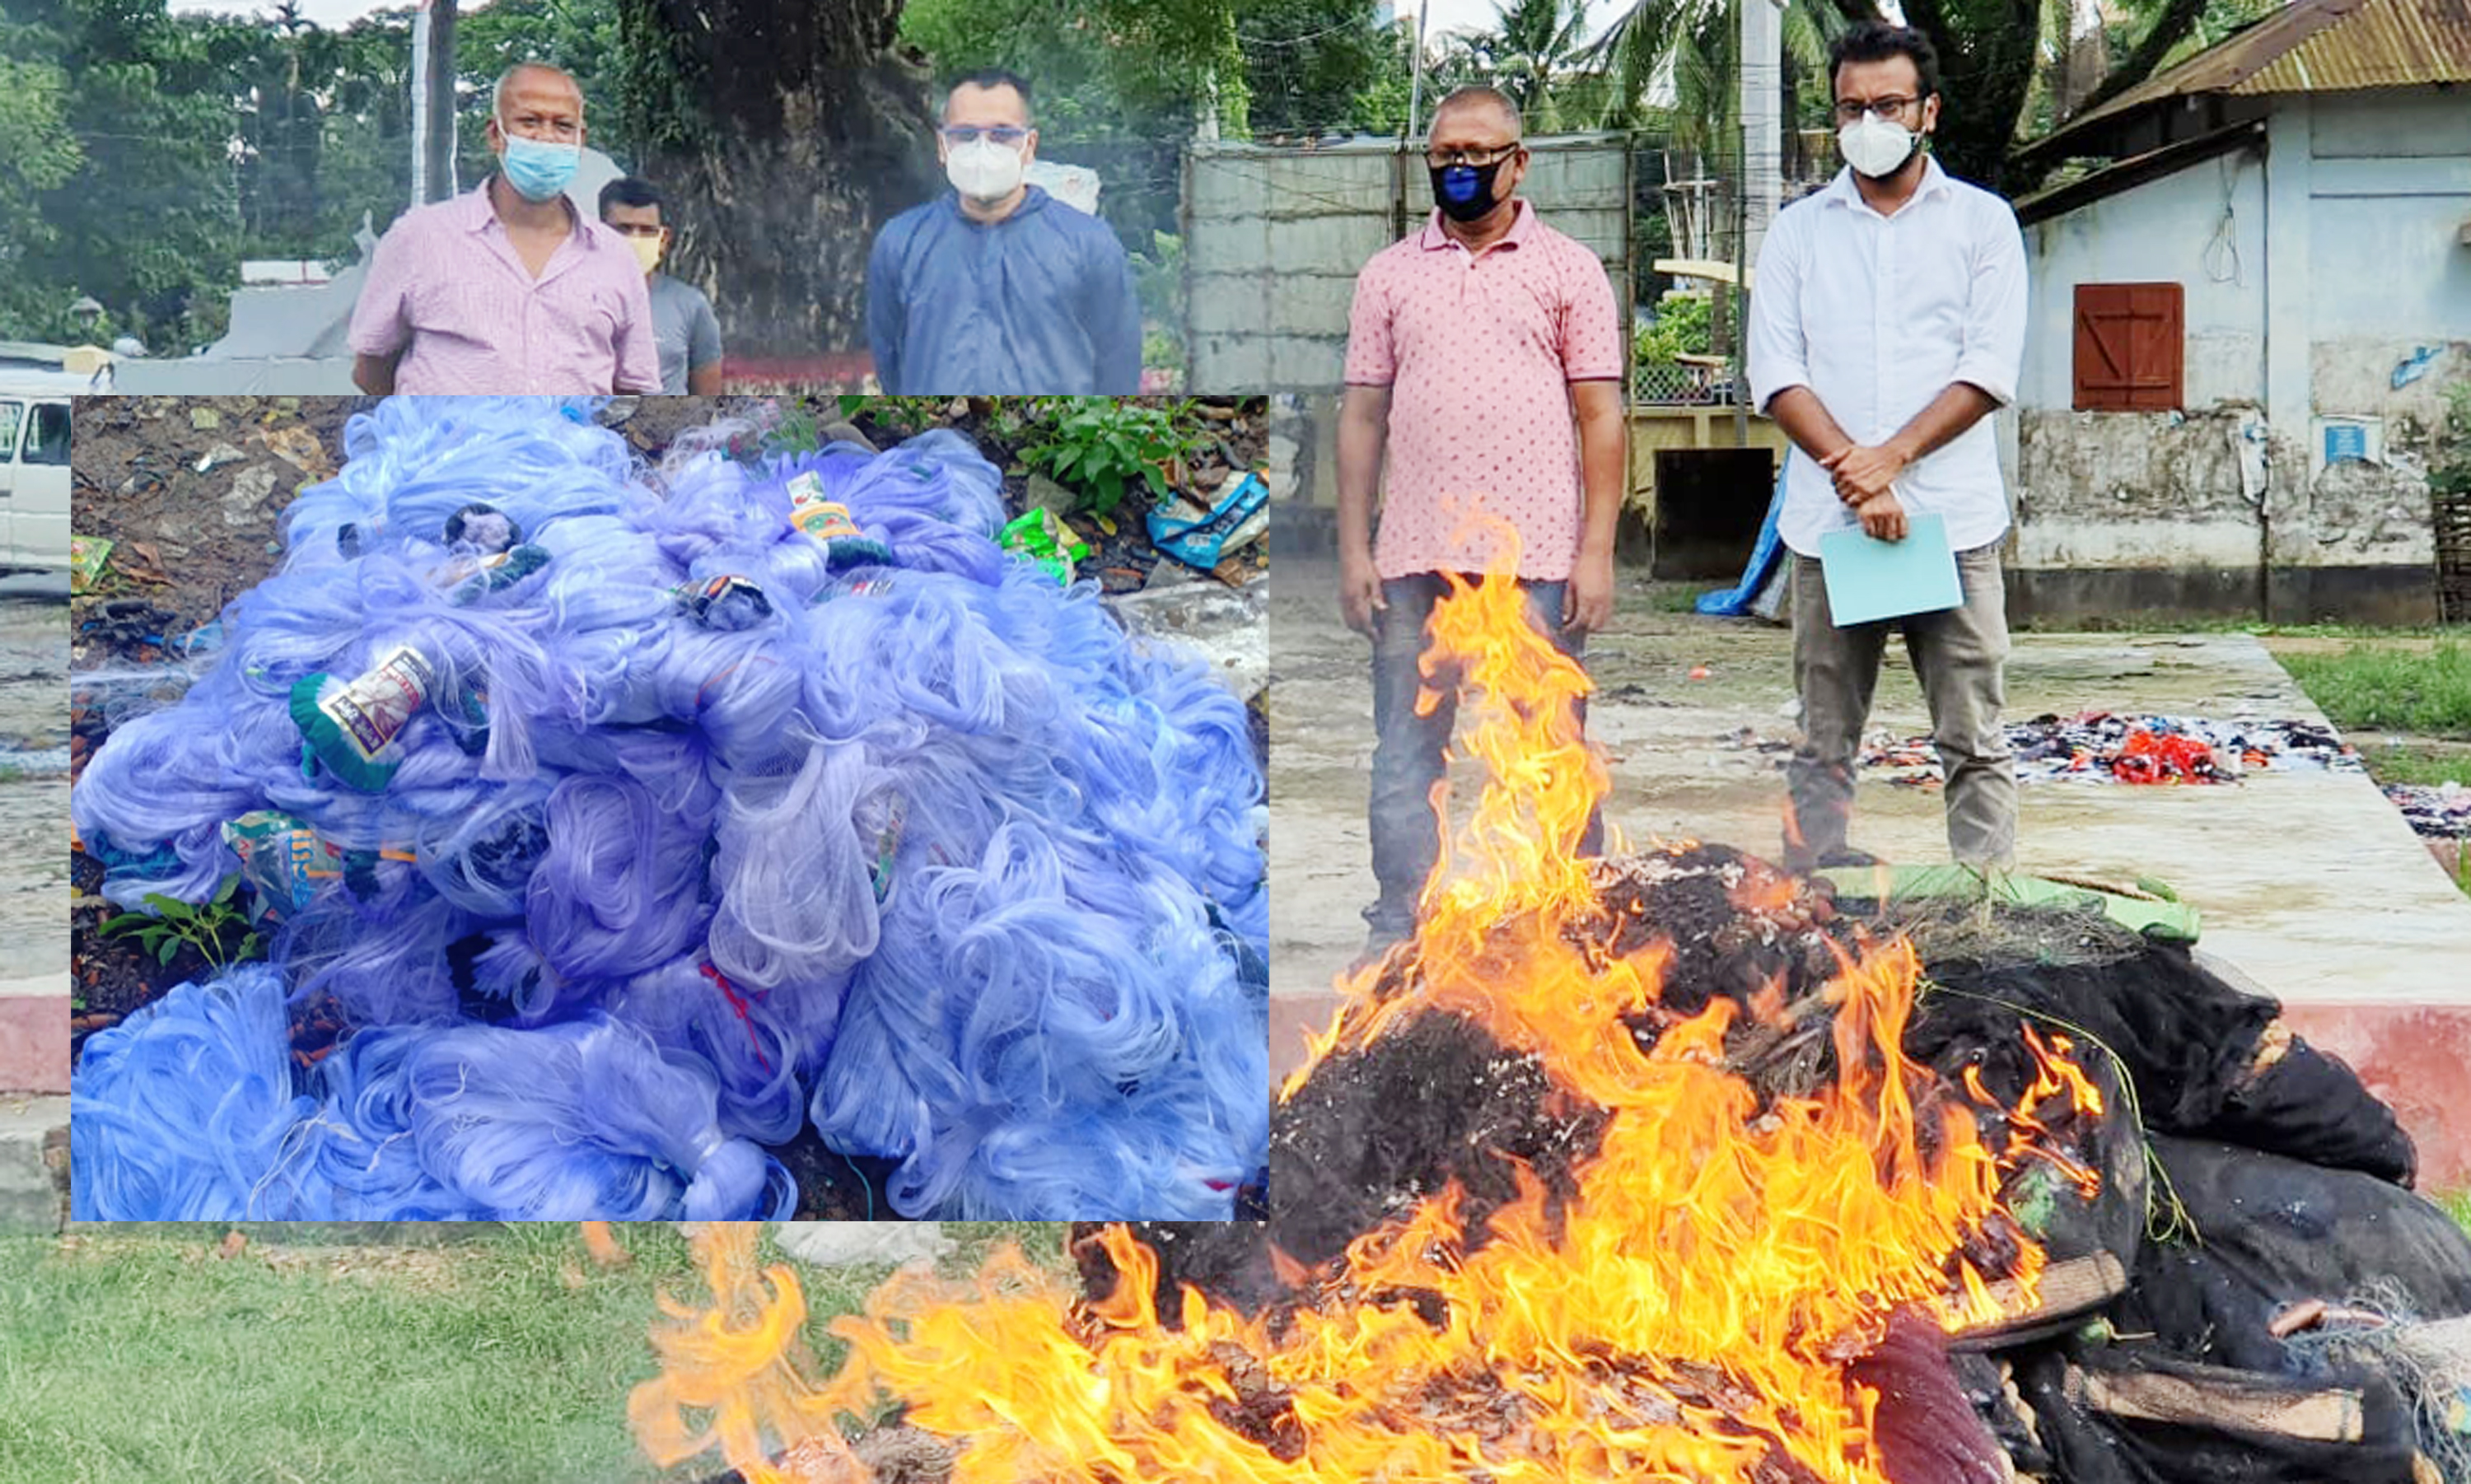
[1817,511,1961,626]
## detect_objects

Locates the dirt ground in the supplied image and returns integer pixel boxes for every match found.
[66,394,1271,1218]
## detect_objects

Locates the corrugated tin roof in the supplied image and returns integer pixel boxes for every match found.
[2235,0,2471,91]
[2036,0,2471,150]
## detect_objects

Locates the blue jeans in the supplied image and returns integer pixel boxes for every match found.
[1364,574,1601,944]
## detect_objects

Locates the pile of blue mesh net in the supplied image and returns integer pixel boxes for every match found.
[71,397,1267,1221]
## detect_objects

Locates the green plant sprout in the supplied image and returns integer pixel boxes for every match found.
[98,875,264,972]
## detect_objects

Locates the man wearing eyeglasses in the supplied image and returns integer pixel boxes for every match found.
[1745,21,2030,875]
[864,69,1142,394]
[1337,85,1627,956]
[349,63,660,395]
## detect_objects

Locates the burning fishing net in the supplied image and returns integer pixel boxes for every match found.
[68,396,1268,1222]
[630,524,2471,1484]
[624,534,2081,1483]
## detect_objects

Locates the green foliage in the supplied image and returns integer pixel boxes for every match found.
[768,401,824,455]
[1020,398,1210,517]
[98,878,263,973]
[2431,380,2471,503]
[899,0,1245,144]
[1131,230,1187,377]
[1635,292,1713,363]
[1236,0,1385,138]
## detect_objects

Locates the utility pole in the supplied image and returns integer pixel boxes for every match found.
[1735,0,1782,446]
[1740,0,1781,268]
[1406,0,1430,142]
[410,0,459,207]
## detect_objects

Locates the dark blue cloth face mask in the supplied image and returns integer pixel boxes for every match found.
[1431,161,1504,222]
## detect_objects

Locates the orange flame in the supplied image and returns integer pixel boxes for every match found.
[632,522,2092,1484]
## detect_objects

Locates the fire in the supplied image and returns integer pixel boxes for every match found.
[633,526,2100,1484]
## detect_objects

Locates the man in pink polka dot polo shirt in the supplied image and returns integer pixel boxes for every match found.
[1336,86,1629,954]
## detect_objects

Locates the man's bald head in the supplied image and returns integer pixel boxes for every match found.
[1431,86,1523,140]
[495,62,582,119]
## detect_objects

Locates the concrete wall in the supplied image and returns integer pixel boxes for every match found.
[2017,87,2471,623]
[110,358,360,394]
[1184,135,1633,393]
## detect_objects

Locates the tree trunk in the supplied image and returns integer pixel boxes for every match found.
[616,0,939,365]
[1899,0,2043,194]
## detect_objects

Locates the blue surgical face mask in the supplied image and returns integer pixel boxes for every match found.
[499,122,582,203]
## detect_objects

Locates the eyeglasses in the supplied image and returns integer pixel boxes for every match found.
[1426,142,1524,170]
[1833,96,1922,124]
[941,125,1030,147]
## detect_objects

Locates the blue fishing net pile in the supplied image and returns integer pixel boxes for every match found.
[70,397,1268,1222]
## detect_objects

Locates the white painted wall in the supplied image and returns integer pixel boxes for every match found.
[2020,145,2268,414]
[2018,86,2471,585]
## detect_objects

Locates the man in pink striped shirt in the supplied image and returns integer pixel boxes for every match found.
[350,63,660,395]
[1338,86,1629,954]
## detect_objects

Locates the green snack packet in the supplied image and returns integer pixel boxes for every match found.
[290,644,436,791]
[1000,509,1091,586]
[69,536,114,595]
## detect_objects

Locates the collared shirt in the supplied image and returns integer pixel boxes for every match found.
[1343,201,1623,581]
[647,273,724,394]
[1748,157,2029,558]
[348,180,661,394]
[865,186,1142,394]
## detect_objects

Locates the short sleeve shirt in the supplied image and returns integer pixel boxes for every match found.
[348,180,662,394]
[647,273,724,394]
[1343,202,1623,581]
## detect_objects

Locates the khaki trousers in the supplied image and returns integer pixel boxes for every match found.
[1785,543,2017,871]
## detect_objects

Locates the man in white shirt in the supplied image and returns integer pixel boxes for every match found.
[1747,21,2030,875]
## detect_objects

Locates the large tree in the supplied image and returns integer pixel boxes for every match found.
[0,0,245,345]
[1236,0,1385,140]
[614,0,938,361]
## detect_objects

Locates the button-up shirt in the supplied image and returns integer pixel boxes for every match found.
[1748,158,2029,557]
[1344,201,1624,581]
[349,180,661,394]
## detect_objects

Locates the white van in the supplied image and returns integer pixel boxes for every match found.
[0,380,73,575]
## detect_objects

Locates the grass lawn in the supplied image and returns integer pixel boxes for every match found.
[2274,639,2471,739]
[0,1221,1065,1484]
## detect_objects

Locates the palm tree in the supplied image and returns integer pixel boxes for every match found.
[1467,0,1595,132]
[1586,0,1839,263]
[1591,0,1836,148]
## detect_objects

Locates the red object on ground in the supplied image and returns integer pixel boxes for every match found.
[2112,728,2219,784]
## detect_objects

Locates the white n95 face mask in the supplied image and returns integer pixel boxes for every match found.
[946,138,1026,203]
[1838,115,1919,180]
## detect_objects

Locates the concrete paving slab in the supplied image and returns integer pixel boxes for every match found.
[0,592,69,1098]
[0,1095,68,1233]
[1270,556,2471,1183]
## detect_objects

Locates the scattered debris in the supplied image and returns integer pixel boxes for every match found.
[68,537,113,595]
[2385,782,2471,838]
[1838,713,2363,787]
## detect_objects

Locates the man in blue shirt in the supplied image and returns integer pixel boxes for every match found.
[866,70,1142,394]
